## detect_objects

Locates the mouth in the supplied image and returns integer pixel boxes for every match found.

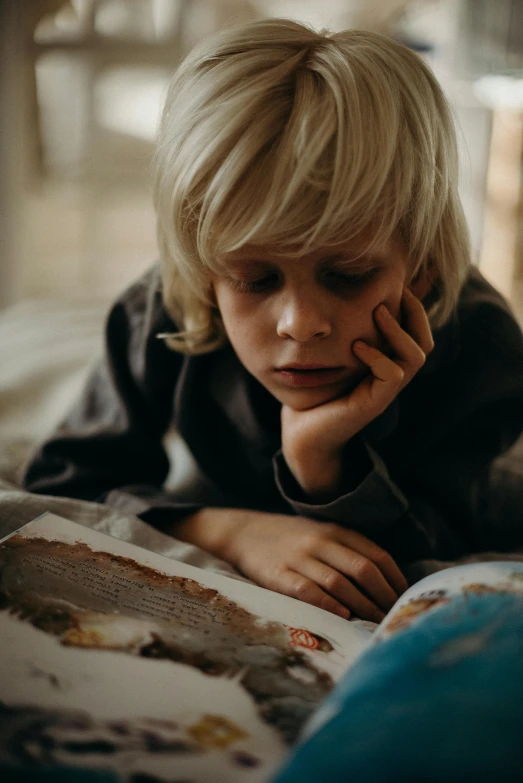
[274,366,347,388]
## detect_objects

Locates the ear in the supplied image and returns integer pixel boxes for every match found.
[409,260,437,301]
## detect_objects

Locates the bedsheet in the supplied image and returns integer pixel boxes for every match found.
[0,298,248,579]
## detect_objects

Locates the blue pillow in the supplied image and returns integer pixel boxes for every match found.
[272,592,523,783]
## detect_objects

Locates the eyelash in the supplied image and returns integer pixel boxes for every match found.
[227,275,278,293]
[227,268,378,294]
[324,268,379,289]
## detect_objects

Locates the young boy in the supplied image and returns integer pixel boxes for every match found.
[24,19,523,623]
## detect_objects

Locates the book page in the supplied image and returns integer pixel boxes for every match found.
[0,513,371,782]
[374,561,523,641]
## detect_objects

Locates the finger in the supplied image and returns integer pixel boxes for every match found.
[299,557,386,623]
[351,341,405,406]
[333,528,409,596]
[276,569,351,619]
[402,287,435,355]
[374,304,427,380]
[316,540,398,613]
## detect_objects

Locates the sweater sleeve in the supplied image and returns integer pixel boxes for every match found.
[273,294,523,566]
[23,267,202,522]
[272,440,464,564]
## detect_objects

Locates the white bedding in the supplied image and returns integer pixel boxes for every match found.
[0,298,248,582]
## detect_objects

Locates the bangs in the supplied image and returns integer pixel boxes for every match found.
[190,52,417,272]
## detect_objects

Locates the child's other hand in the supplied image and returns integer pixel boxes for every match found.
[281,287,434,498]
[224,510,407,622]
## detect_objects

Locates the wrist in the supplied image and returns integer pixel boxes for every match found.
[177,507,244,562]
[283,449,344,502]
[282,437,372,503]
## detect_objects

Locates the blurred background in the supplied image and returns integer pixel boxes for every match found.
[1,0,523,316]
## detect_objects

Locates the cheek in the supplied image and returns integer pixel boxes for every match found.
[226,319,260,350]
[215,292,267,357]
[385,291,403,320]
[375,270,406,316]
[346,276,405,346]
[213,288,243,332]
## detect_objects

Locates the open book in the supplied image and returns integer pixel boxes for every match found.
[2,513,523,782]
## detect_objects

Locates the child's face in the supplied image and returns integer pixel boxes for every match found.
[211,235,414,411]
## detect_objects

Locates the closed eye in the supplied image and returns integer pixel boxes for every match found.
[224,265,379,294]
[226,274,279,293]
[323,267,379,289]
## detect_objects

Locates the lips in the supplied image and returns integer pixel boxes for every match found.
[274,366,346,387]
[277,364,337,370]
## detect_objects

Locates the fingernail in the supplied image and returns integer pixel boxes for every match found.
[376,304,389,318]
[353,340,367,351]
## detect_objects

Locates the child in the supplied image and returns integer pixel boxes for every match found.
[24,18,523,623]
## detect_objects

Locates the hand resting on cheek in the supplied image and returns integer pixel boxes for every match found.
[281,287,435,500]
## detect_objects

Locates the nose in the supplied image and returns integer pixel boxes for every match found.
[276,289,332,342]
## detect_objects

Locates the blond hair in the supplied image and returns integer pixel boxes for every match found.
[154,18,470,354]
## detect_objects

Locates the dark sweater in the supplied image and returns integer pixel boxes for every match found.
[24,265,523,567]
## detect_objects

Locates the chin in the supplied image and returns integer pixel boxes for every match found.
[274,379,361,411]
